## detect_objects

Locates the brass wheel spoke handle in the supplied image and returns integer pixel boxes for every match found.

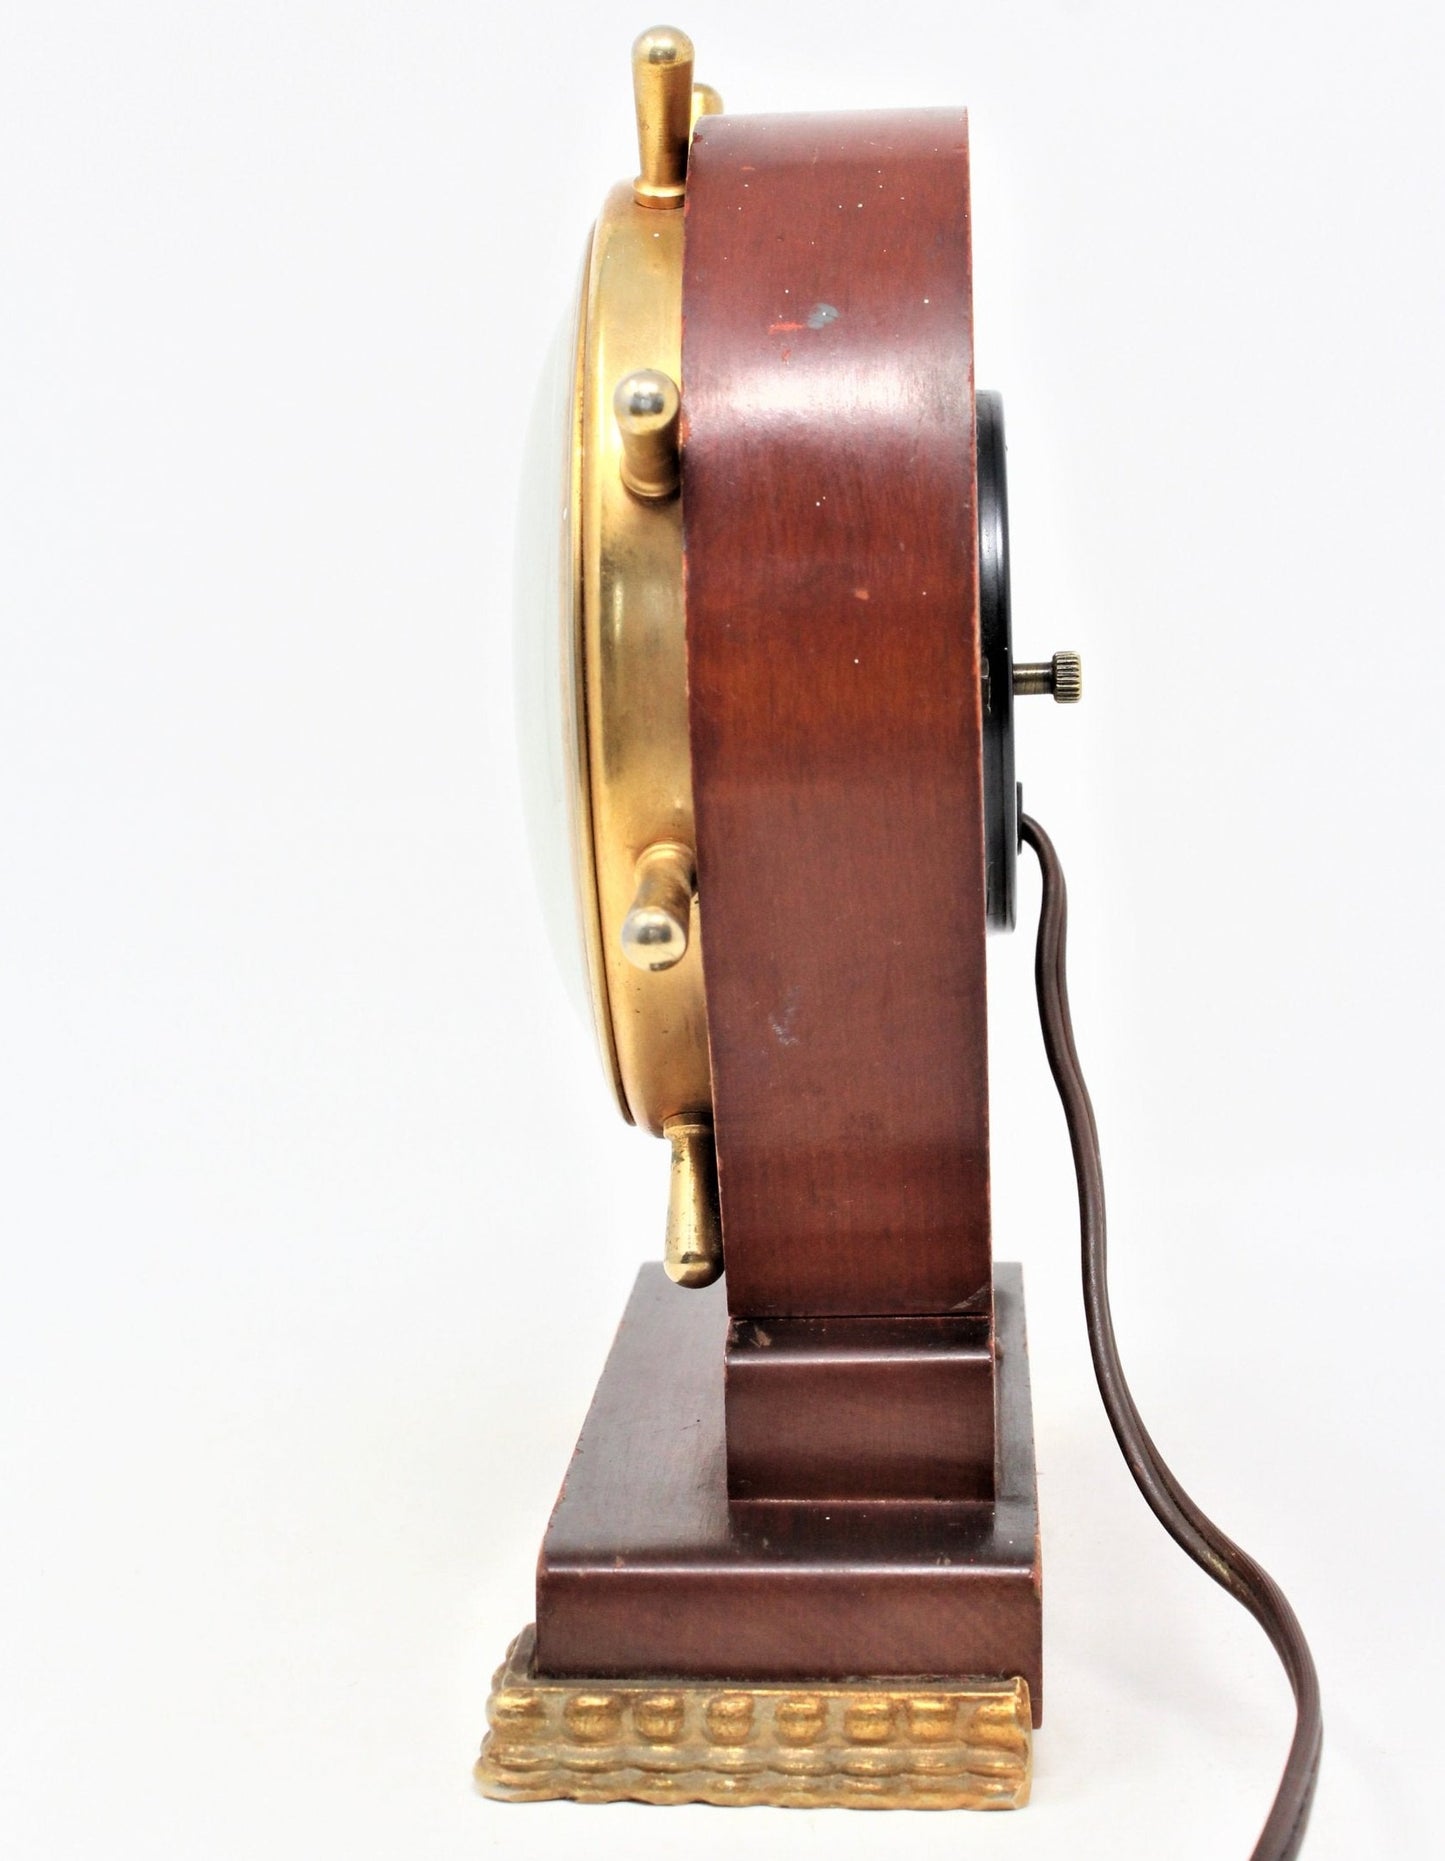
[631,26,694,209]
[620,842,692,971]
[613,370,680,501]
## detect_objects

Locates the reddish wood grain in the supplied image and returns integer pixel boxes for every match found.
[529,114,1042,1697]
[682,110,991,1318]
[535,1265,1042,1716]
[725,1312,996,1501]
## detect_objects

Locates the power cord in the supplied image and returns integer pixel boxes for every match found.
[1021,814,1322,1860]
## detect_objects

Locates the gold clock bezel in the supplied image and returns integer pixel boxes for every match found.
[568,180,712,1135]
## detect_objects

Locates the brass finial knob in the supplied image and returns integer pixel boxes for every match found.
[1013,651,1083,703]
[632,26,695,209]
[690,82,724,131]
[621,842,693,971]
[613,369,681,501]
[663,1113,723,1288]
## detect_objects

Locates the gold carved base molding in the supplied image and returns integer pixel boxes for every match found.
[476,1626,1032,1810]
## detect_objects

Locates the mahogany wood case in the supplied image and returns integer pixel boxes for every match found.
[532,107,1042,1717]
[683,111,991,1324]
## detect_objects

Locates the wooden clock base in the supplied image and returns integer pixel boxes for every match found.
[477,1263,1042,1809]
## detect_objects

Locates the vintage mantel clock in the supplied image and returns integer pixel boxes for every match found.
[481,28,1321,1856]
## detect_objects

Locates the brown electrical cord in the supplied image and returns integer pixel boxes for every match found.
[1020,814,1322,1861]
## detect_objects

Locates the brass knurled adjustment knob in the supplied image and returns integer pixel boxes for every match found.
[1013,650,1083,703]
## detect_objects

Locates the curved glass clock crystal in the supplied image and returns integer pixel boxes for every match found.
[514,297,589,1024]
[513,260,629,1120]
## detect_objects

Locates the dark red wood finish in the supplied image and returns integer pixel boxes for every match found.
[530,111,1042,1702]
[725,1312,995,1501]
[682,110,991,1319]
[535,1265,1042,1720]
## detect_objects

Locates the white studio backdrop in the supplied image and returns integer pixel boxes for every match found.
[1,3,1441,1858]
